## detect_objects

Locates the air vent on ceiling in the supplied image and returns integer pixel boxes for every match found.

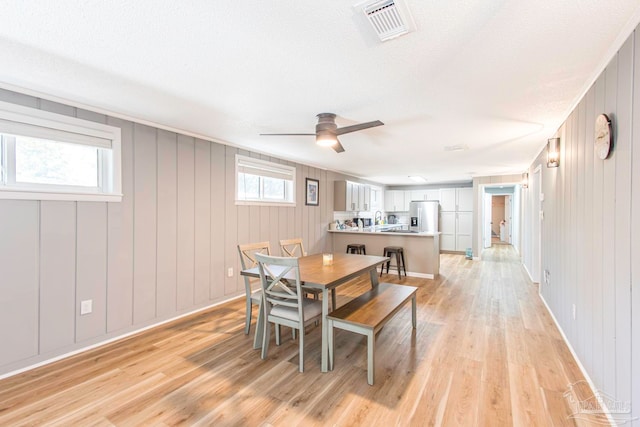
[360,0,414,42]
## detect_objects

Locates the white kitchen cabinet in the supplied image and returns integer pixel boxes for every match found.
[426,189,441,201]
[439,189,456,211]
[349,182,359,210]
[334,181,355,211]
[439,187,473,252]
[359,184,371,211]
[440,211,456,251]
[411,189,440,202]
[384,190,406,212]
[410,189,427,201]
[457,188,473,211]
[456,211,473,251]
[440,187,473,212]
[334,180,372,211]
[403,190,412,211]
[440,187,472,212]
[440,211,472,252]
[370,186,382,211]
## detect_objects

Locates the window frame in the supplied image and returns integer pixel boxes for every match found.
[0,101,122,202]
[235,154,296,207]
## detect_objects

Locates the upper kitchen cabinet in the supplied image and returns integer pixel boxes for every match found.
[334,180,371,211]
[358,184,371,211]
[410,189,440,202]
[370,186,382,211]
[440,188,472,212]
[384,190,406,212]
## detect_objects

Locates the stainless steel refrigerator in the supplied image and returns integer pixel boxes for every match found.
[409,200,439,233]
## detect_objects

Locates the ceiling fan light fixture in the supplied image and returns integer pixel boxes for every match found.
[316,132,337,147]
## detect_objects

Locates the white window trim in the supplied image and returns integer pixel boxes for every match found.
[0,100,122,202]
[235,154,296,207]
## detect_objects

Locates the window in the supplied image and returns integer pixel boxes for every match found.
[236,155,295,206]
[0,101,122,201]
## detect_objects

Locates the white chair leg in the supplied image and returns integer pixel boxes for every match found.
[253,299,264,350]
[261,319,270,360]
[275,324,281,346]
[292,328,296,340]
[245,297,252,335]
[328,319,334,371]
[299,327,304,372]
[367,330,375,385]
[412,295,417,329]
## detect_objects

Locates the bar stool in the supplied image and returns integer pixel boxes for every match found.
[380,246,407,279]
[346,244,366,255]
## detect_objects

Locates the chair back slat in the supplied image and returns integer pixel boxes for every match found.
[238,242,271,295]
[255,253,304,315]
[279,238,307,258]
[238,241,271,270]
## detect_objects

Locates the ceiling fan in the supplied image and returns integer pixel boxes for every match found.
[260,113,384,153]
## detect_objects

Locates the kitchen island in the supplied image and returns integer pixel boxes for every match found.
[329,228,440,278]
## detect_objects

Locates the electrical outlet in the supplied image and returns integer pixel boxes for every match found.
[80,299,93,315]
[543,269,550,286]
[572,304,576,320]
[227,267,234,277]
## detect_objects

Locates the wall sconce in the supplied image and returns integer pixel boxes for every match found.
[522,172,529,188]
[547,138,560,168]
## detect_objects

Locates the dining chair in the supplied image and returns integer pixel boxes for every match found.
[255,253,322,372]
[279,237,324,313]
[279,238,307,257]
[237,241,271,335]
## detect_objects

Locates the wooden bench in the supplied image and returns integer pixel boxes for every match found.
[327,282,418,385]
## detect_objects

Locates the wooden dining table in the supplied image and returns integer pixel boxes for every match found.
[240,252,389,372]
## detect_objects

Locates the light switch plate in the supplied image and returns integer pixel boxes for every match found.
[227,267,234,277]
[80,299,93,315]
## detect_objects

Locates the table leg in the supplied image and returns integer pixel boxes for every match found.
[321,288,329,372]
[369,268,380,288]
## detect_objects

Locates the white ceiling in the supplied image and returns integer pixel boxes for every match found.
[1,1,639,185]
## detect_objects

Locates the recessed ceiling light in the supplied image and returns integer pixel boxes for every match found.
[409,176,427,183]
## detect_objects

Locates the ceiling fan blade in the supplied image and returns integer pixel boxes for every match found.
[259,133,316,136]
[332,138,345,153]
[335,120,384,136]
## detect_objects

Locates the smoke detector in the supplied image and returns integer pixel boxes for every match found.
[356,0,415,42]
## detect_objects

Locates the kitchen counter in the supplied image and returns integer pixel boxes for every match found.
[330,228,440,237]
[329,229,440,278]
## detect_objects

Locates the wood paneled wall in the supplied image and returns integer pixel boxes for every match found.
[521,26,639,421]
[0,88,338,376]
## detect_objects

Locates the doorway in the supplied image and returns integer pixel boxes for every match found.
[490,195,512,244]
[480,184,521,252]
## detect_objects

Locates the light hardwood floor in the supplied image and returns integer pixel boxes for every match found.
[0,245,604,426]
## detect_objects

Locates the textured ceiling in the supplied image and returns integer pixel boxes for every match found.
[1,1,639,185]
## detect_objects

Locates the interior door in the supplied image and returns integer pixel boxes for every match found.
[483,193,492,248]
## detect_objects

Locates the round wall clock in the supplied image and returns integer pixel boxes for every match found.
[595,113,612,160]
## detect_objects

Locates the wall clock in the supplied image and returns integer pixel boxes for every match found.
[595,113,612,160]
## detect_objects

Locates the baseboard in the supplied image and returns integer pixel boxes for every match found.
[522,263,535,283]
[0,293,243,381]
[406,271,434,279]
[538,294,616,426]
